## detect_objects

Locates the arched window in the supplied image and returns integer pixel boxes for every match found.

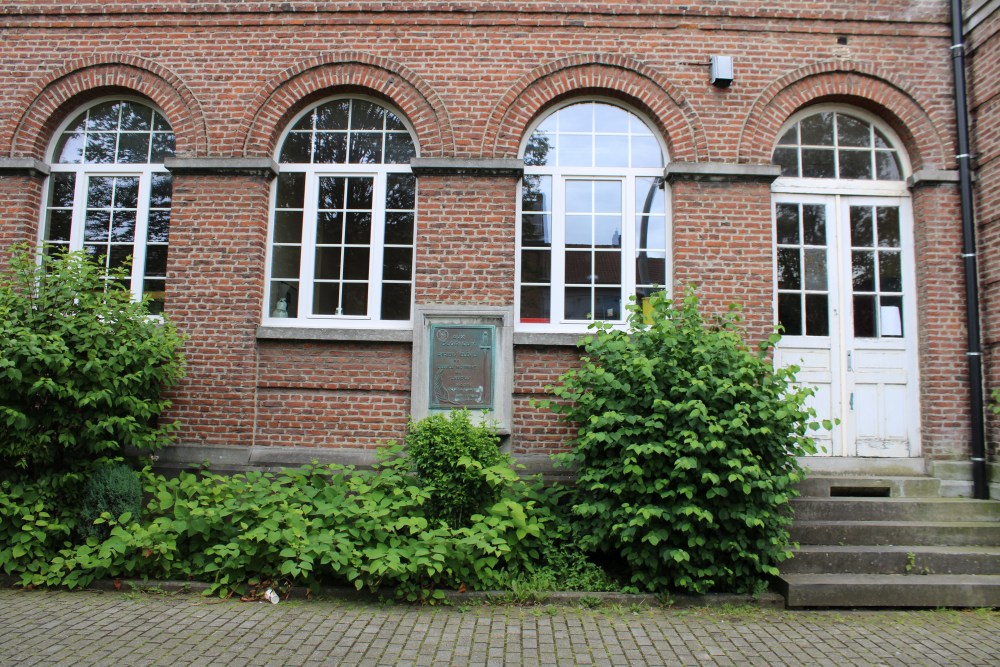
[42,98,175,313]
[518,101,669,329]
[265,97,417,325]
[770,106,918,458]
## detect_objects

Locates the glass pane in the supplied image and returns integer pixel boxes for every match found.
[594,288,621,320]
[275,173,306,209]
[86,102,120,131]
[801,149,835,178]
[522,175,551,212]
[838,150,872,179]
[635,252,666,286]
[382,247,412,281]
[385,111,407,131]
[776,204,799,244]
[316,212,343,244]
[852,250,876,291]
[313,133,347,163]
[521,214,551,247]
[150,133,175,161]
[879,250,902,292]
[45,209,72,242]
[520,249,551,283]
[49,172,76,207]
[777,127,797,145]
[144,245,167,276]
[318,177,345,210]
[279,132,312,163]
[88,177,114,208]
[341,283,368,315]
[773,147,799,177]
[315,100,350,130]
[348,133,382,164]
[343,247,370,280]
[385,212,415,245]
[313,283,340,315]
[273,210,303,244]
[802,205,826,245]
[385,174,416,210]
[564,251,591,284]
[344,212,372,244]
[84,211,110,242]
[270,283,298,318]
[116,133,150,164]
[875,151,902,180]
[593,251,621,284]
[880,295,904,337]
[144,278,166,315]
[805,294,829,336]
[110,211,136,242]
[565,181,592,214]
[853,294,877,337]
[147,210,171,243]
[630,135,663,168]
[777,247,801,290]
[350,100,385,131]
[114,178,139,209]
[637,214,665,251]
[595,135,628,168]
[150,174,172,208]
[850,207,874,247]
[271,246,301,280]
[837,114,871,147]
[314,247,342,280]
[594,181,621,213]
[778,293,802,335]
[804,249,827,290]
[800,112,834,145]
[874,128,893,149]
[385,133,416,163]
[595,104,629,132]
[380,283,411,320]
[347,177,374,209]
[559,134,592,167]
[566,286,591,320]
[877,207,901,247]
[519,286,551,322]
[524,133,553,166]
[559,104,592,132]
[83,132,117,164]
[594,216,622,248]
[55,133,85,163]
[108,245,132,270]
[565,215,592,247]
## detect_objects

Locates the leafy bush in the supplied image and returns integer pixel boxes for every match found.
[405,409,511,526]
[0,247,185,475]
[0,478,75,581]
[77,463,143,542]
[540,289,819,595]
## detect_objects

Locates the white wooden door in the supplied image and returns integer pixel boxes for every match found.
[773,195,919,457]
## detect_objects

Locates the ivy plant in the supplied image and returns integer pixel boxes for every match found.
[540,289,821,595]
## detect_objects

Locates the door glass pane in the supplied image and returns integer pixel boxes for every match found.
[776,203,799,244]
[802,205,826,245]
[853,294,877,338]
[852,250,876,291]
[804,249,827,290]
[877,207,900,247]
[778,293,803,336]
[879,250,902,292]
[805,293,829,336]
[777,247,801,290]
[850,206,874,247]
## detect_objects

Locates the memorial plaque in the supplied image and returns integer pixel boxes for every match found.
[428,324,494,410]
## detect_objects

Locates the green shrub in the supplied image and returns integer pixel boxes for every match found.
[540,289,820,595]
[0,247,185,475]
[77,463,143,542]
[405,410,511,526]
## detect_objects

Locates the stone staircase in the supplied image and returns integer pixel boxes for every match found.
[775,458,1000,608]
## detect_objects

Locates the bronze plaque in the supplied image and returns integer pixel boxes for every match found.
[429,324,494,410]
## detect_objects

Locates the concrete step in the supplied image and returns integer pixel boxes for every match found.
[790,520,1000,547]
[798,457,928,477]
[777,573,1000,608]
[795,475,941,498]
[780,545,1000,575]
[791,497,1000,522]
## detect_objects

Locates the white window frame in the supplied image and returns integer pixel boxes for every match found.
[263,95,419,330]
[38,96,173,308]
[515,99,671,334]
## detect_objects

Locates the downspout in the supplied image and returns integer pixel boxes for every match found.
[949,0,988,499]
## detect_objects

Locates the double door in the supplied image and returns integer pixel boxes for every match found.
[773,194,919,457]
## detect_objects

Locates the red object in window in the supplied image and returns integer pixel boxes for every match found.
[520,317,550,323]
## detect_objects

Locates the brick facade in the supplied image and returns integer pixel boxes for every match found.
[0,1,996,470]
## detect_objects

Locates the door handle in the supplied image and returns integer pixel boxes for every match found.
[847,351,853,372]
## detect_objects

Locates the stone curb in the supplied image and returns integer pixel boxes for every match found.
[79,578,785,609]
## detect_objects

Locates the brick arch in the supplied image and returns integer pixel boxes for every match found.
[7,56,208,159]
[483,54,706,162]
[241,52,453,158]
[737,60,948,171]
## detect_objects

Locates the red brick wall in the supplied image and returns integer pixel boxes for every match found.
[0,1,989,463]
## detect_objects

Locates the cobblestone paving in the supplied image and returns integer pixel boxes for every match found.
[1,589,997,666]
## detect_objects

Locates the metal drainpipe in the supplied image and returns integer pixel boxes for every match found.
[949,0,988,499]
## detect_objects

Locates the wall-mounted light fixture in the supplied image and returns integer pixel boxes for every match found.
[710,56,734,88]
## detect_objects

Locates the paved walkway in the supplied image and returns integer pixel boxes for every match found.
[1,588,997,666]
